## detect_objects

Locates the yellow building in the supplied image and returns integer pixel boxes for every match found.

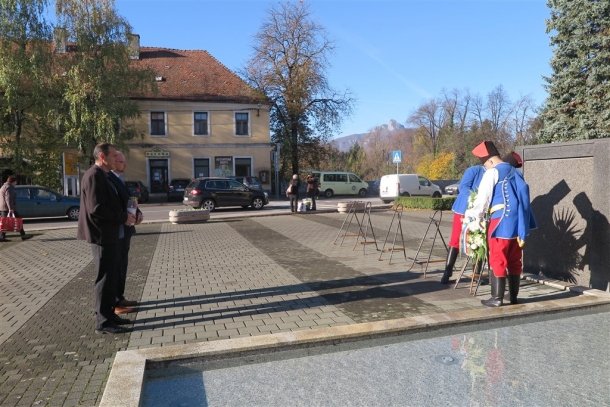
[124,39,271,195]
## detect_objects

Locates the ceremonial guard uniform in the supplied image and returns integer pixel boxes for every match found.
[441,165,486,284]
[465,142,536,307]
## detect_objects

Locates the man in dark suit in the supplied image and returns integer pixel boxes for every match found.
[108,151,142,312]
[77,143,136,334]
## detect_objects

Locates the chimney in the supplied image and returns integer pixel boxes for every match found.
[54,27,67,54]
[127,33,140,60]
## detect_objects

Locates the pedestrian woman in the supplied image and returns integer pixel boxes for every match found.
[0,175,32,242]
[306,174,318,210]
[286,174,300,213]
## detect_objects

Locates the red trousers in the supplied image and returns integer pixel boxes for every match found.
[487,218,522,277]
[449,213,464,249]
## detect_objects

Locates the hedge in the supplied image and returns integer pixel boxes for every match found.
[394,196,456,211]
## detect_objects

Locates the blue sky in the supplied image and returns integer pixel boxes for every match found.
[115,0,552,138]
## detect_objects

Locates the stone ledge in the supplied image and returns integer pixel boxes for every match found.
[100,293,610,407]
[168,209,210,224]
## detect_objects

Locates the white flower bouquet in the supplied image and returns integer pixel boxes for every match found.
[462,191,488,263]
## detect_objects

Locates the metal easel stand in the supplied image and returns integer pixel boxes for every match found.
[453,256,488,295]
[378,203,407,264]
[406,209,449,277]
[333,200,367,247]
[353,201,379,254]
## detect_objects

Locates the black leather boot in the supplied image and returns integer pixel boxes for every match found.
[508,275,521,304]
[481,274,506,307]
[440,247,459,284]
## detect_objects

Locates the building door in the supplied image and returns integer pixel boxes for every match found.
[235,157,251,177]
[149,159,168,193]
[194,158,210,178]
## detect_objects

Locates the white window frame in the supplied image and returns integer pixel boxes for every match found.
[193,111,210,136]
[149,111,167,137]
[234,111,250,137]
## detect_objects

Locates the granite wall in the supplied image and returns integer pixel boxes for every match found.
[518,139,610,291]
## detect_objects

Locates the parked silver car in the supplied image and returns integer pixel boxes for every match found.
[444,183,459,195]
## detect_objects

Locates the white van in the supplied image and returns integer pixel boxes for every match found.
[379,174,442,203]
[310,171,368,198]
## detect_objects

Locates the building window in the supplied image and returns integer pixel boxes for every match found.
[150,111,166,136]
[235,112,249,136]
[194,158,210,178]
[194,112,208,136]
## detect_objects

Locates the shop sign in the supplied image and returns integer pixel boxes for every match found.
[145,148,170,158]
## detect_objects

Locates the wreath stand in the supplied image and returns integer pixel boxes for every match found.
[378,204,407,264]
[453,256,489,295]
[334,201,378,253]
[405,209,448,277]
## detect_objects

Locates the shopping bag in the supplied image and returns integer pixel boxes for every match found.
[0,212,22,232]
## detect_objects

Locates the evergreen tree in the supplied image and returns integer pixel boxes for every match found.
[539,0,610,142]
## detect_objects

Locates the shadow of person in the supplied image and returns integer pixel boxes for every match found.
[524,180,577,281]
[573,192,610,291]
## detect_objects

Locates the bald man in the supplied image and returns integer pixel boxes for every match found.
[108,151,142,314]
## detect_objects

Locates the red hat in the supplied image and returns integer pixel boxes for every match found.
[472,141,500,163]
[502,151,523,168]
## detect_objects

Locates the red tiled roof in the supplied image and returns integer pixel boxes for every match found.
[130,47,264,104]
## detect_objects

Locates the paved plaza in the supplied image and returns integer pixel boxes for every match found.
[0,208,607,406]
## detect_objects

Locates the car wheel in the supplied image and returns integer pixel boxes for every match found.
[251,197,265,210]
[382,200,392,204]
[358,188,367,198]
[324,189,334,198]
[432,191,442,198]
[200,199,215,211]
[67,206,80,221]
[400,192,410,197]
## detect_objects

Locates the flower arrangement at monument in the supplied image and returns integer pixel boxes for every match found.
[461,191,488,263]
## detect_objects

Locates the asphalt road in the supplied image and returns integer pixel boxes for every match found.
[22,196,387,231]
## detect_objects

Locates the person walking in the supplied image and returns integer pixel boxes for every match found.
[464,141,536,307]
[440,165,486,284]
[306,174,318,211]
[286,174,300,213]
[77,143,136,334]
[0,175,33,242]
[108,151,142,314]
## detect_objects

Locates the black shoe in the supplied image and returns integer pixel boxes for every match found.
[21,235,33,241]
[0,238,9,242]
[111,314,132,325]
[95,324,131,334]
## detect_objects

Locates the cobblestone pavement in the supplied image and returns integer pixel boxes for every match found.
[0,209,582,406]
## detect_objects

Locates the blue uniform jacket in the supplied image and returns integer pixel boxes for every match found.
[452,165,485,215]
[489,163,537,240]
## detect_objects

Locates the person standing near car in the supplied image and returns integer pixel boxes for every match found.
[306,174,318,211]
[0,175,32,242]
[108,151,142,314]
[286,174,300,213]
[77,143,135,334]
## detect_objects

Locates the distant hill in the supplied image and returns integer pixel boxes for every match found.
[331,120,415,152]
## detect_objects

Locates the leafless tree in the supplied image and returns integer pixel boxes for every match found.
[408,98,445,157]
[242,1,353,177]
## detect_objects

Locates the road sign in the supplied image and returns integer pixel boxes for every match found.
[392,150,402,163]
